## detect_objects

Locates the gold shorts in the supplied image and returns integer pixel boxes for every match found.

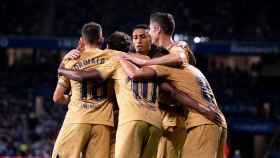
[115,121,163,158]
[52,121,111,158]
[182,124,227,158]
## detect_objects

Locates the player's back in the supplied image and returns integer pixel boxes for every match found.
[114,69,163,128]
[66,49,114,101]
[151,64,227,129]
[95,57,163,129]
[62,48,118,126]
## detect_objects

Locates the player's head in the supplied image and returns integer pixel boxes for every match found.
[107,31,132,52]
[132,24,152,55]
[149,12,175,44]
[80,22,103,47]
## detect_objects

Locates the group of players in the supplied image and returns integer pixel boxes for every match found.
[52,12,227,158]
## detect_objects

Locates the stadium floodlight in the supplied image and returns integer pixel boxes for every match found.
[174,33,189,42]
[193,37,201,43]
[174,34,180,41]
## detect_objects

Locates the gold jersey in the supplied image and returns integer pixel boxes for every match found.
[150,65,227,129]
[160,41,194,129]
[96,57,163,129]
[58,48,118,126]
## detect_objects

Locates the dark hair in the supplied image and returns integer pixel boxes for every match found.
[188,48,196,65]
[150,12,175,36]
[107,31,132,52]
[132,24,149,32]
[81,22,102,45]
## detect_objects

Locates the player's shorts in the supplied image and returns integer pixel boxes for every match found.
[157,127,187,158]
[182,124,227,158]
[115,120,163,158]
[52,121,111,158]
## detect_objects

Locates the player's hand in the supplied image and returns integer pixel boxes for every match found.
[203,104,223,126]
[77,39,85,52]
[63,49,81,60]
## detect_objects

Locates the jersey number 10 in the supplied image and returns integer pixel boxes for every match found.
[131,80,158,104]
[80,81,107,100]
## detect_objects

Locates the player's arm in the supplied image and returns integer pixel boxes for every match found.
[124,47,185,66]
[53,83,70,105]
[159,82,223,126]
[127,53,151,60]
[58,58,118,82]
[57,56,102,82]
[119,59,158,81]
[53,60,71,105]
[58,68,103,82]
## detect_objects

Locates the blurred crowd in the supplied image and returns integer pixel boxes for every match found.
[0,0,278,40]
[0,61,66,157]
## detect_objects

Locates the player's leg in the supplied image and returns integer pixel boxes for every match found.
[115,121,148,158]
[217,128,227,158]
[157,113,186,158]
[157,127,187,158]
[182,124,223,158]
[156,136,168,158]
[141,124,163,158]
[84,124,112,158]
[51,121,91,158]
[109,109,119,158]
[110,126,117,158]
